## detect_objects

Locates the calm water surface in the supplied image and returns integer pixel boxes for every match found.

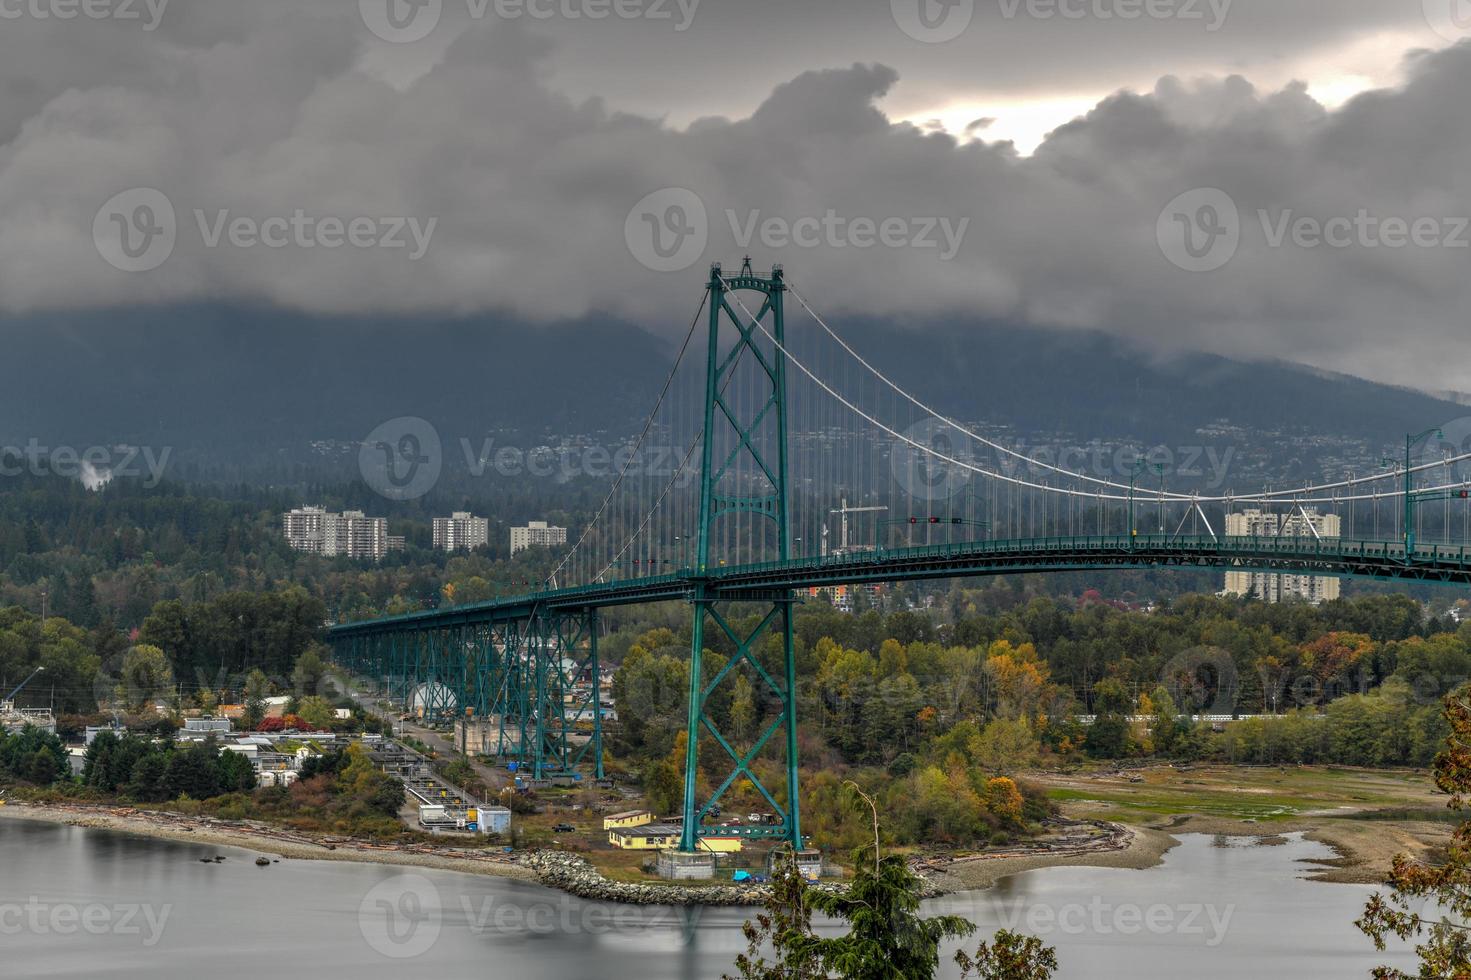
[0,818,1418,978]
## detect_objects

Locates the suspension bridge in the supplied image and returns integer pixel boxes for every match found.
[329,260,1471,867]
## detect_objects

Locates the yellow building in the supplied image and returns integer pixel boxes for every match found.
[602,809,655,831]
[607,824,743,853]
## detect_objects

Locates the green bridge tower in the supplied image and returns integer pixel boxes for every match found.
[678,259,803,855]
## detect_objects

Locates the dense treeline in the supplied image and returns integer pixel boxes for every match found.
[1,473,1250,635]
[139,589,327,682]
[0,726,409,837]
[0,725,68,784]
[606,591,1470,848]
[611,592,1465,766]
[0,593,328,714]
[81,731,256,801]
[0,472,578,629]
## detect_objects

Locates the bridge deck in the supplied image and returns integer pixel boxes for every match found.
[328,535,1471,637]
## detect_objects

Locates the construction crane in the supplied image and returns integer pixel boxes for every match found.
[2,665,45,708]
[825,499,888,556]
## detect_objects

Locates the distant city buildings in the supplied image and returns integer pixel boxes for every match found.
[510,520,567,555]
[283,506,393,561]
[1224,508,1342,603]
[434,512,489,551]
[805,582,885,614]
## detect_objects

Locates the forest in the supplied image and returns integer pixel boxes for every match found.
[5,474,1470,853]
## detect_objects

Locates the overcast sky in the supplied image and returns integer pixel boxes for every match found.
[1,1,1469,392]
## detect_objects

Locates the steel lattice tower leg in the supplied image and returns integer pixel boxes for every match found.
[679,260,802,853]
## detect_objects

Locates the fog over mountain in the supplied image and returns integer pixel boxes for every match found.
[6,306,1465,494]
[0,3,1468,394]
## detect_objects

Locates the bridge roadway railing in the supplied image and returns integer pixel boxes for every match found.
[328,535,1471,637]
[709,534,1471,593]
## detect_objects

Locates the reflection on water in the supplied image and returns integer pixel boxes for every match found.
[930,833,1416,979]
[0,819,1417,979]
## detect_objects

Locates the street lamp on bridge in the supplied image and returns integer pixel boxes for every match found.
[1127,457,1163,547]
[1383,427,1444,557]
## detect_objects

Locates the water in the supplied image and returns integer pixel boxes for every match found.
[0,818,1418,978]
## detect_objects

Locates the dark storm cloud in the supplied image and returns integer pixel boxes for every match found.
[0,1,1467,393]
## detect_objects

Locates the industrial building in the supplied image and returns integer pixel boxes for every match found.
[602,809,654,831]
[608,824,743,852]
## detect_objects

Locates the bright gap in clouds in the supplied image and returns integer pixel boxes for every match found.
[904,74,1384,156]
[901,28,1435,154]
[900,94,1102,154]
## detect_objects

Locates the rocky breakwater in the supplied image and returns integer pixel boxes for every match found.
[514,850,941,906]
[514,850,769,906]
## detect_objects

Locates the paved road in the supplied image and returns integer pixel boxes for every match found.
[344,685,508,793]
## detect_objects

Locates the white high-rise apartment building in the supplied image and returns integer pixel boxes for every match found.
[283,507,390,561]
[282,506,331,554]
[434,512,490,551]
[1224,508,1342,603]
[510,520,567,555]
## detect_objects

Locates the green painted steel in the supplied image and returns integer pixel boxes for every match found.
[1396,427,1447,557]
[328,602,604,784]
[328,534,1471,644]
[679,261,802,852]
[328,536,1471,829]
[324,414,1471,835]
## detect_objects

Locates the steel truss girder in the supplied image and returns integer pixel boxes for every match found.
[325,608,602,781]
[680,594,802,850]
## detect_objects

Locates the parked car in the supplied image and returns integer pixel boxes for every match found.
[552,823,575,833]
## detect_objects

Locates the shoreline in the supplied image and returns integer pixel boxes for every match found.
[923,823,1181,892]
[1125,812,1447,885]
[0,802,541,883]
[0,799,1404,903]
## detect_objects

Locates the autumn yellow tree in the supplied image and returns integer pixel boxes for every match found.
[1359,686,1471,976]
[984,641,1052,721]
[983,776,1025,828]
